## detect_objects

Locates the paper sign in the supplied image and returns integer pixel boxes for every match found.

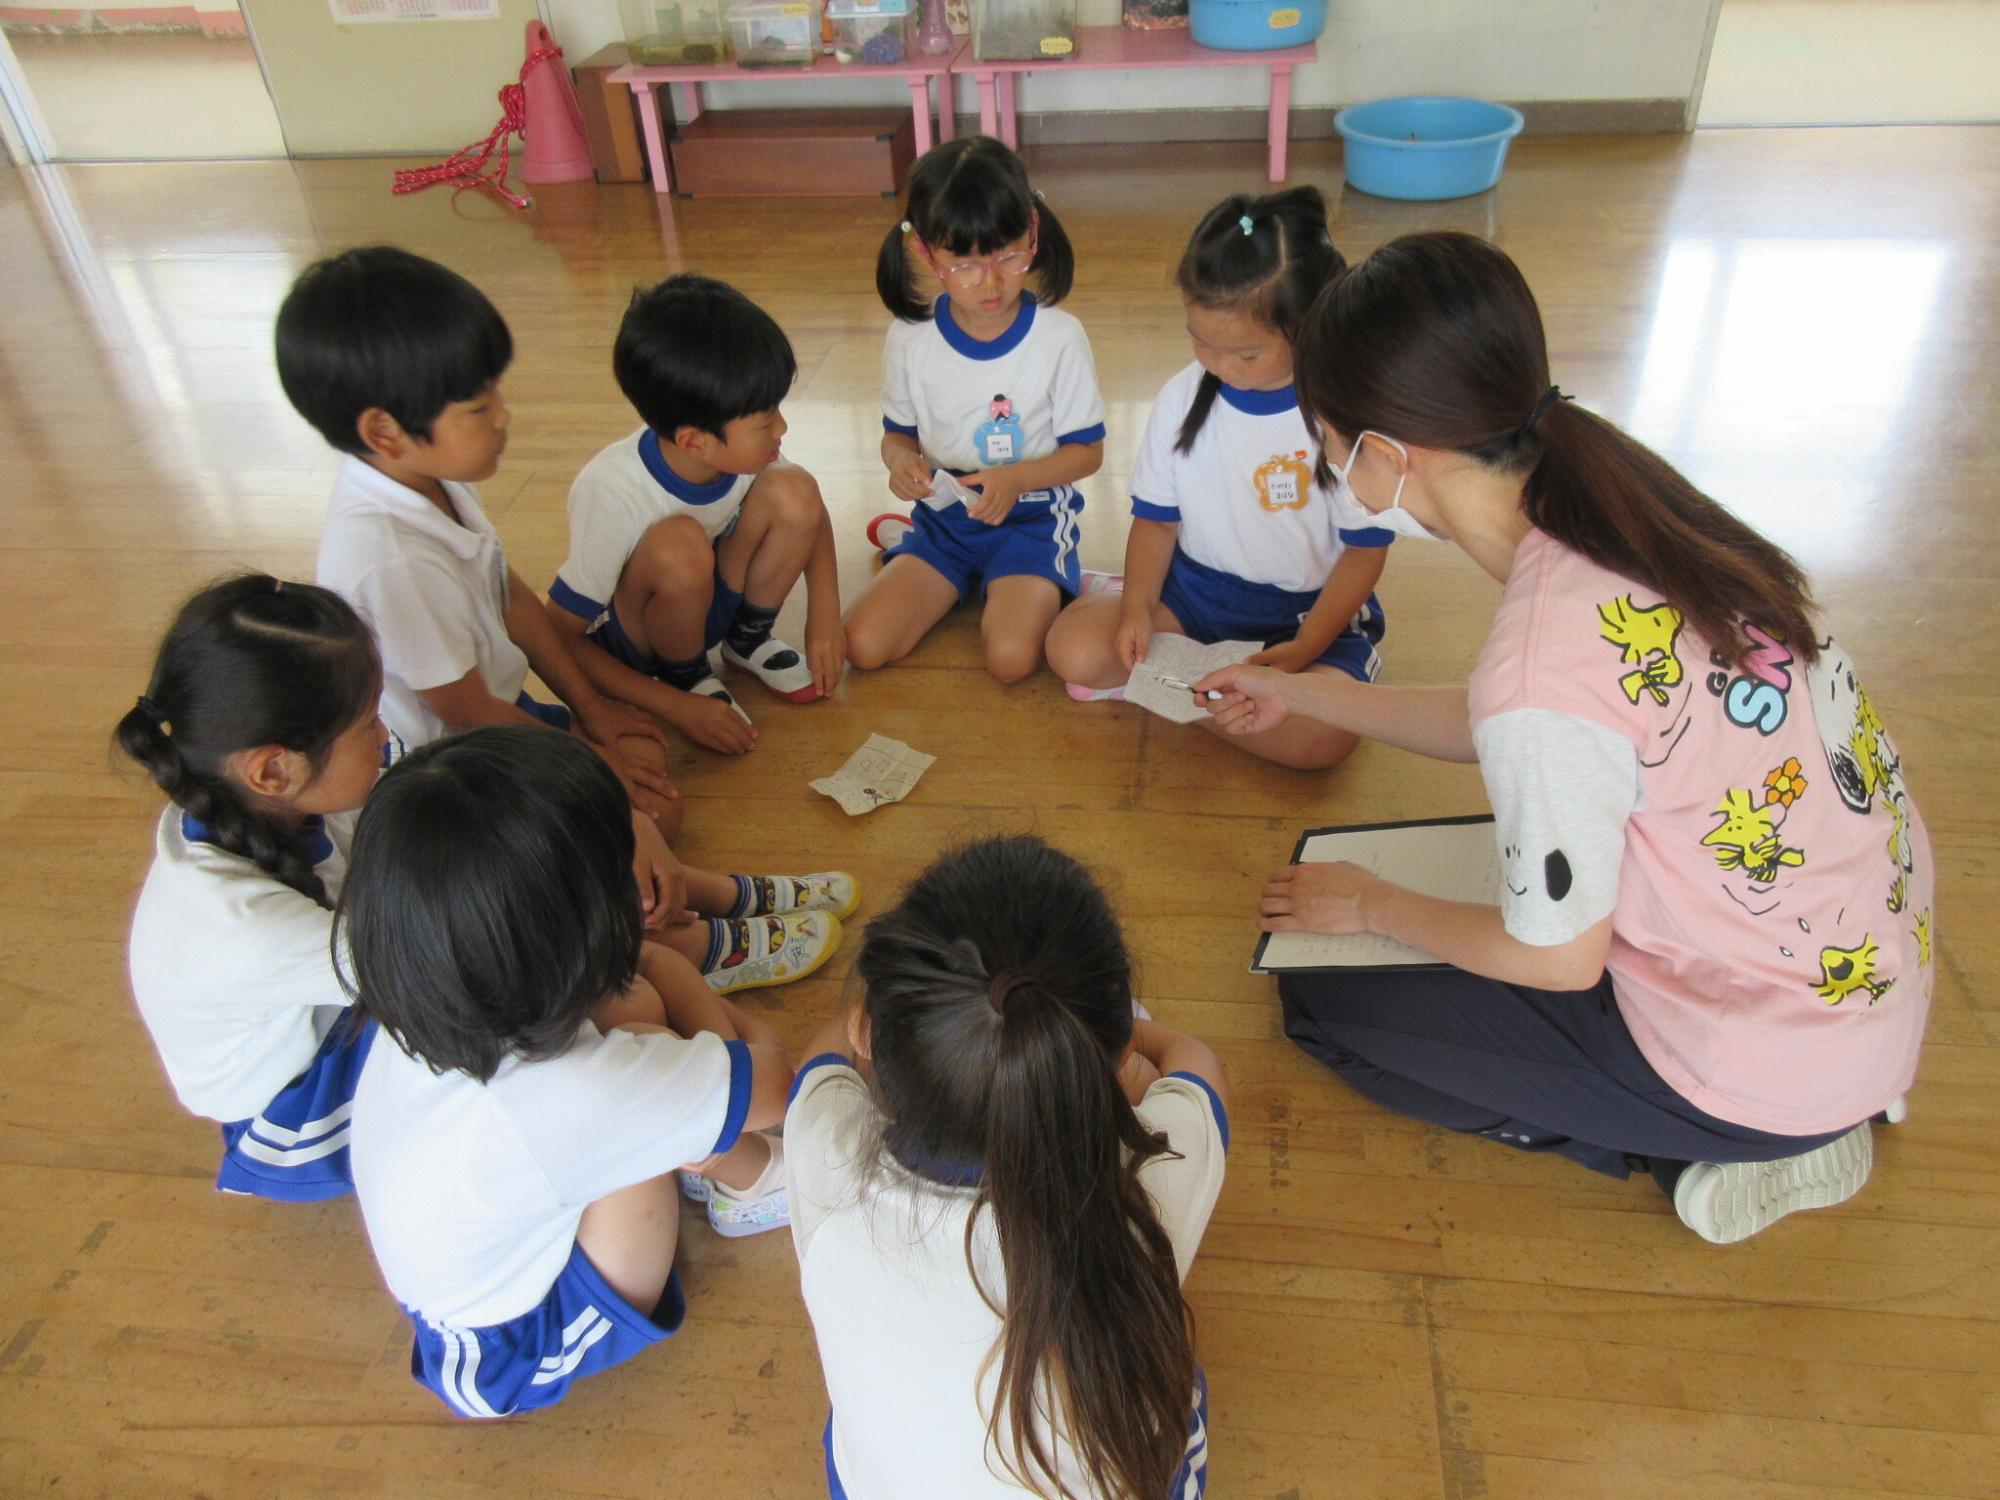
[810,734,936,816]
[328,0,500,22]
[923,469,976,511]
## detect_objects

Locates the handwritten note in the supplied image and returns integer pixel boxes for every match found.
[810,734,937,817]
[1125,633,1262,724]
[1253,817,1502,972]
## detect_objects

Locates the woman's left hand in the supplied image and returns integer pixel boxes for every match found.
[1259,862,1381,935]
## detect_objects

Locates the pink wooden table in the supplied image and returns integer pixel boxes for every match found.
[612,42,965,194]
[955,26,1317,182]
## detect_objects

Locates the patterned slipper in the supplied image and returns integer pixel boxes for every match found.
[704,911,842,994]
[721,636,821,703]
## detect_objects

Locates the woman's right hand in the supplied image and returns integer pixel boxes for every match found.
[887,453,933,503]
[1115,601,1155,670]
[1194,664,1295,734]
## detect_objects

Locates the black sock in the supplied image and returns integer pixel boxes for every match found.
[655,653,710,691]
[725,601,781,656]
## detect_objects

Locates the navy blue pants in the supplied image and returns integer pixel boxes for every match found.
[1278,969,1849,1193]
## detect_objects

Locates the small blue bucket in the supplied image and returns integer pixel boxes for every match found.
[1189,0,1327,52]
[1333,95,1525,201]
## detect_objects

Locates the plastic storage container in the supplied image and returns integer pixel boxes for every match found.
[620,0,733,63]
[1188,0,1325,50]
[727,0,822,65]
[1333,96,1525,201]
[827,0,915,63]
[972,0,1078,61]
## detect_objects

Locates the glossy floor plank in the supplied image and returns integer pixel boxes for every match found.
[1,129,1995,1499]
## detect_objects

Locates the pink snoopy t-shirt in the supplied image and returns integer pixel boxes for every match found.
[1467,528,1933,1135]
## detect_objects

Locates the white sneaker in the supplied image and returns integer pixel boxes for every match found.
[722,636,822,703]
[704,911,843,994]
[689,672,754,726]
[707,1137,789,1238]
[1079,570,1124,598]
[1673,1124,1873,1245]
[737,871,860,920]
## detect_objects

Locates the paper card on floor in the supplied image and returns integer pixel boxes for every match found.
[1251,816,1501,973]
[810,733,937,816]
[1124,633,1263,724]
[923,469,976,511]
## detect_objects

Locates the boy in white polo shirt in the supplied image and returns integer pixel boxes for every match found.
[279,246,678,825]
[548,274,844,756]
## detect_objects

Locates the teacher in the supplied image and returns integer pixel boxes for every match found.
[1198,233,1933,1244]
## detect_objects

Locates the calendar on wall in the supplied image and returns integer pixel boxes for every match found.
[326,0,501,21]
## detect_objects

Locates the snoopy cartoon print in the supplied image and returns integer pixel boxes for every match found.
[1701,786,1806,887]
[1597,594,1696,764]
[1805,636,1899,816]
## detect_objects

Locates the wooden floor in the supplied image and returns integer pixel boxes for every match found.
[1,129,1995,1499]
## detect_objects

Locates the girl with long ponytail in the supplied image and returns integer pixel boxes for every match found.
[120,574,388,1201]
[784,835,1230,1499]
[1199,231,1932,1245]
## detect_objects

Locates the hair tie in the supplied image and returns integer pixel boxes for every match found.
[1239,214,1255,236]
[899,219,913,234]
[985,967,1035,1016]
[136,695,171,736]
[1521,384,1568,438]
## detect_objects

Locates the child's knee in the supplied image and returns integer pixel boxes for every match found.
[631,515,714,593]
[1042,613,1097,681]
[1275,726,1361,772]
[983,634,1044,684]
[751,464,827,532]
[842,610,898,671]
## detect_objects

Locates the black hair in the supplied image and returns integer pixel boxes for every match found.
[1294,231,1820,671]
[275,245,513,456]
[612,272,798,441]
[859,835,1193,1500]
[334,726,642,1083]
[1173,187,1346,454]
[876,135,1075,322]
[115,575,380,909]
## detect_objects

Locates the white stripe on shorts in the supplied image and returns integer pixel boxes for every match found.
[532,1314,613,1385]
[232,1125,352,1167]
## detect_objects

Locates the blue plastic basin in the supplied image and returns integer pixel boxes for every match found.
[1333,95,1524,201]
[1189,0,1327,52]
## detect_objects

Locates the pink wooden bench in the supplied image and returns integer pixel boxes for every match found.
[612,42,964,194]
[957,25,1318,182]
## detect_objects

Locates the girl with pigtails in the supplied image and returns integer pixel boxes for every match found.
[844,135,1107,684]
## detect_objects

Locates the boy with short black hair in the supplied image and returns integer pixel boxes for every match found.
[549,273,844,756]
[279,244,677,824]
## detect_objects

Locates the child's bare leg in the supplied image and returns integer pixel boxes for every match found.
[616,515,717,664]
[576,1019,682,1312]
[981,574,1063,684]
[682,866,740,915]
[843,556,960,670]
[637,942,742,1041]
[1044,594,1183,688]
[592,973,669,1032]
[1196,662,1363,771]
[716,464,824,608]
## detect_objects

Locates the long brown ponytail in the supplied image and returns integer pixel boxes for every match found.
[859,836,1195,1500]
[1294,231,1818,668]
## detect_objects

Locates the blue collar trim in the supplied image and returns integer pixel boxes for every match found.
[183,811,335,867]
[886,1132,984,1187]
[935,292,1037,361]
[1218,381,1299,416]
[638,429,738,506]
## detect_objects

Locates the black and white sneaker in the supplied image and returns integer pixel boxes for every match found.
[1673,1124,1873,1244]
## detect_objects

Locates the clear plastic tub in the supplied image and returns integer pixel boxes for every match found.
[972,0,1077,61]
[620,0,733,64]
[826,0,915,64]
[727,0,823,65]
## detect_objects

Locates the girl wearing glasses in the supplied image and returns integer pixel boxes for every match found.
[845,135,1106,684]
[1047,187,1391,769]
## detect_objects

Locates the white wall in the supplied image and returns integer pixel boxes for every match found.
[1697,0,2000,126]
[547,0,1715,119]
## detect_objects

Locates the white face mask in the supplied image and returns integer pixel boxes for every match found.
[1328,430,1439,540]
